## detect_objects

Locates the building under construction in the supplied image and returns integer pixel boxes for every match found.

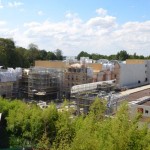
[70,80,118,115]
[20,67,64,100]
[63,63,93,98]
[20,60,97,101]
[0,67,22,98]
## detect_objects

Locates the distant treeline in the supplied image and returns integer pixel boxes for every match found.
[0,38,63,68]
[77,50,150,61]
[0,38,149,68]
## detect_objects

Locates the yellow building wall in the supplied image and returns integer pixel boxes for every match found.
[126,59,145,64]
[87,63,102,72]
[35,61,66,69]
[35,61,103,72]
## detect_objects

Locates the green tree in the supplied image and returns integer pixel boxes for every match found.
[55,49,63,60]
[15,47,30,67]
[108,54,117,60]
[47,51,57,60]
[116,50,129,61]
[27,43,40,66]
[77,51,90,60]
[52,101,75,150]
[0,38,18,68]
[36,132,50,150]
[39,50,48,60]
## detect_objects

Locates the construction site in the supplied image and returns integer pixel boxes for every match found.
[0,58,150,116]
[21,67,64,100]
[0,67,22,99]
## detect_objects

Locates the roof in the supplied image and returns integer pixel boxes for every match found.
[128,96,150,105]
[70,63,82,68]
[120,84,150,96]
[140,100,150,106]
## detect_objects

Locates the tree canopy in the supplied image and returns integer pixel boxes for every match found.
[0,97,150,150]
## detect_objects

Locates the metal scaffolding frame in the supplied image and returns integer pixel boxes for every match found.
[21,67,64,100]
[70,80,124,115]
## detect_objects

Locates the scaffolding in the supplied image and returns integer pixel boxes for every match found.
[0,82,13,98]
[22,67,64,100]
[0,68,22,98]
[20,69,29,98]
[70,80,116,115]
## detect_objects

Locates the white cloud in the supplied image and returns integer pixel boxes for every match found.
[86,16,117,30]
[1,8,150,56]
[0,0,4,9]
[96,8,107,16]
[0,21,6,26]
[65,12,78,19]
[38,10,44,16]
[8,1,23,8]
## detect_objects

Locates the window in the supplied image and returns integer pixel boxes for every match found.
[137,108,143,113]
[145,78,148,82]
[145,110,149,114]
[138,80,141,84]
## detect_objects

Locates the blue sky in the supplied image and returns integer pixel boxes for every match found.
[0,0,150,56]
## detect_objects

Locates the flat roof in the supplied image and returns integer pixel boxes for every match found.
[127,89,150,102]
[120,85,150,102]
[140,100,150,106]
[120,84,150,96]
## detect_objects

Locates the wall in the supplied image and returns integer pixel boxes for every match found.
[87,63,102,72]
[119,64,147,88]
[146,60,150,84]
[132,104,150,118]
[35,61,66,69]
[126,59,145,64]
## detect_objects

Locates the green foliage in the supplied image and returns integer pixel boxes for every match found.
[55,49,63,60]
[0,38,16,67]
[47,51,57,60]
[0,38,62,68]
[70,102,150,150]
[36,132,50,150]
[76,50,148,61]
[77,51,90,60]
[1,95,150,150]
[116,50,129,61]
[52,100,75,150]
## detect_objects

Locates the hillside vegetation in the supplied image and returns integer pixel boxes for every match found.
[0,98,150,150]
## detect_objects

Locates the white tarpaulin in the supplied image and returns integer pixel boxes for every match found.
[0,68,22,82]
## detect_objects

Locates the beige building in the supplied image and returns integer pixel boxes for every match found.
[35,60,103,82]
[63,63,93,98]
[35,60,102,98]
[129,96,150,124]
